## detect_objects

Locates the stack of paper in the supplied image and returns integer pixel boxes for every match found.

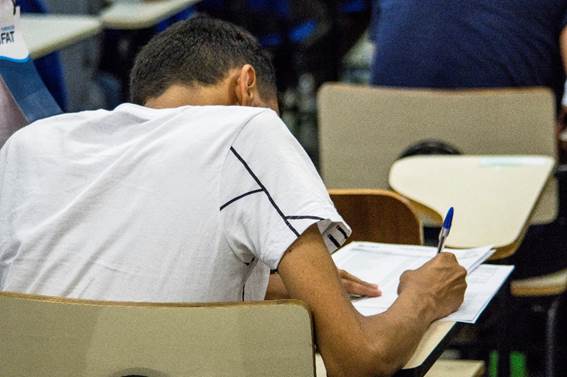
[332,242,513,324]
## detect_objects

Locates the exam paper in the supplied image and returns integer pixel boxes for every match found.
[332,242,494,274]
[443,265,513,323]
[332,242,511,324]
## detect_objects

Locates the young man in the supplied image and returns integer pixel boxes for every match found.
[0,18,466,376]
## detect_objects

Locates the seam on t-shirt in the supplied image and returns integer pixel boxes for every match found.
[285,215,349,243]
[229,108,274,145]
[229,146,300,237]
[219,188,264,211]
[285,215,325,221]
[217,109,271,187]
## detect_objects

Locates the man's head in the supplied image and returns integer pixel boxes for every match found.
[129,17,278,111]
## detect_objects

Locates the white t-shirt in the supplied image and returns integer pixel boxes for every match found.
[0,104,350,302]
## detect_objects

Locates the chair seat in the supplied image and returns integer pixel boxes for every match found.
[511,268,567,297]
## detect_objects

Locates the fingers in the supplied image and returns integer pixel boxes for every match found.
[343,279,382,297]
[433,253,468,314]
[398,253,468,318]
[339,270,374,286]
[431,253,468,277]
[432,251,458,264]
[434,253,468,283]
[339,269,381,297]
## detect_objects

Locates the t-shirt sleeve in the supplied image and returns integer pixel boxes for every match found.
[219,110,351,270]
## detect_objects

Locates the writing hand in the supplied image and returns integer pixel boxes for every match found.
[398,252,467,320]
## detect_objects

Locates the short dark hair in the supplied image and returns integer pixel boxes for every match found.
[129,17,277,105]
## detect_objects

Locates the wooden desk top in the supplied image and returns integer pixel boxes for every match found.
[101,0,200,30]
[389,155,554,259]
[21,15,102,59]
[424,359,484,377]
[399,321,458,374]
[316,321,458,377]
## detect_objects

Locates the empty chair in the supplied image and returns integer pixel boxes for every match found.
[318,84,558,224]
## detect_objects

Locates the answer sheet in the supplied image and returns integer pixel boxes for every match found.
[332,242,513,323]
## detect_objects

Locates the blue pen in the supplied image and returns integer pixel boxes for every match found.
[437,207,454,254]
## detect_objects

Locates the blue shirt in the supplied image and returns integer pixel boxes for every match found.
[371,0,567,105]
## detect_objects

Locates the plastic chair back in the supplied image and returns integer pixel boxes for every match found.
[0,291,316,377]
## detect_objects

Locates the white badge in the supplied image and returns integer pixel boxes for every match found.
[0,1,30,62]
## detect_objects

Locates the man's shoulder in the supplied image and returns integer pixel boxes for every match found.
[4,105,279,151]
[114,104,278,132]
[175,105,277,123]
[170,105,282,137]
[4,109,105,150]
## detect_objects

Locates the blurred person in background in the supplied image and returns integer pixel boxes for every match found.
[370,1,567,110]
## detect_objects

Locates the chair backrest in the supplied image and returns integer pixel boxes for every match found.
[318,84,558,223]
[0,291,316,377]
[330,188,423,245]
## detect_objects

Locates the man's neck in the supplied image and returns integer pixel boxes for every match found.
[144,83,233,109]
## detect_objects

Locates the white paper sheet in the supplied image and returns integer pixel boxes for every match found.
[332,242,512,324]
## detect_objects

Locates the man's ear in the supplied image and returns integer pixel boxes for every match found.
[234,64,257,107]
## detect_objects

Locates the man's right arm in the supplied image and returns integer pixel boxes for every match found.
[277,224,467,377]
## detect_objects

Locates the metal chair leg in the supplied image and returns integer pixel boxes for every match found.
[544,296,560,377]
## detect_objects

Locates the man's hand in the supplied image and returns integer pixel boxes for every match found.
[338,269,381,297]
[266,269,380,300]
[278,225,470,376]
[398,252,467,320]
